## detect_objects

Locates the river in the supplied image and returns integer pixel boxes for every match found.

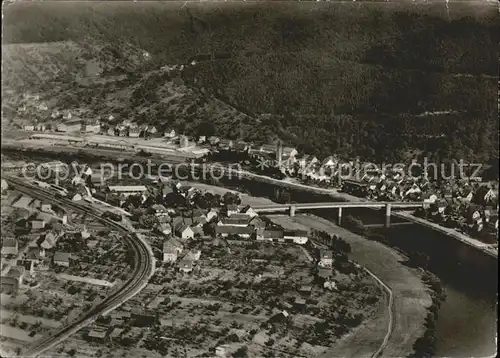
[213,177,498,357]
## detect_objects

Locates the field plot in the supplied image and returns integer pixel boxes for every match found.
[129,238,384,357]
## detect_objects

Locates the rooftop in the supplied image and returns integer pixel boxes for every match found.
[53,251,70,263]
[108,185,148,192]
[216,226,255,235]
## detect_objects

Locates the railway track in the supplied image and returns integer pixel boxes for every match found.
[5,177,155,358]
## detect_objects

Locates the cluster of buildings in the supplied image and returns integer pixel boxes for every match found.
[0,192,79,295]
[155,199,311,273]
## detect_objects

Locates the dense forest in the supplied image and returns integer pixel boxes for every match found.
[3,1,498,166]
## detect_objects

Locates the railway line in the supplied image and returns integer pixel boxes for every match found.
[5,177,155,358]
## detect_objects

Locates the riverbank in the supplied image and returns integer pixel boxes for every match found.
[293,214,432,357]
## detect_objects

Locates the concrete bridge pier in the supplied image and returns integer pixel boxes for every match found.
[289,205,296,217]
[385,203,392,228]
[338,207,342,226]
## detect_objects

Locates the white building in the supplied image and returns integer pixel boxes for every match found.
[284,230,309,245]
[1,238,18,256]
[108,185,148,196]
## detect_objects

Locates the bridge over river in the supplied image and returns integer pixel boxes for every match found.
[252,201,424,228]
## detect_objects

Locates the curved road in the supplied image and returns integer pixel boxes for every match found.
[5,177,155,358]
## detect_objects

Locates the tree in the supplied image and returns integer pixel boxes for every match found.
[233,346,249,358]
[223,192,241,205]
[343,215,366,235]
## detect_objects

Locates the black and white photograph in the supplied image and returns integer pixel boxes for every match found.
[0,1,498,357]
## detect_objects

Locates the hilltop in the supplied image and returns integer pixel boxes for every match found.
[2,1,498,164]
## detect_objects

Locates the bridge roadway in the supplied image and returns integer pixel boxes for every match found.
[253,200,497,259]
[5,177,156,358]
[252,201,424,212]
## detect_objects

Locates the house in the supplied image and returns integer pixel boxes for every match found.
[467,207,482,226]
[226,204,240,217]
[234,141,249,152]
[56,120,82,133]
[283,230,309,245]
[294,297,306,310]
[322,156,338,168]
[163,242,179,263]
[376,181,387,193]
[83,122,101,134]
[40,203,52,213]
[218,139,233,150]
[473,186,497,206]
[184,249,201,261]
[35,123,47,131]
[282,147,298,159]
[298,285,312,297]
[215,345,231,358]
[198,135,206,144]
[164,129,176,138]
[260,144,277,154]
[1,238,18,256]
[404,183,422,198]
[249,216,266,229]
[178,259,193,273]
[324,280,338,291]
[215,225,254,239]
[53,252,70,267]
[163,239,183,262]
[240,205,258,218]
[342,179,369,197]
[317,267,333,279]
[24,124,35,131]
[108,185,148,196]
[31,220,46,230]
[87,326,108,342]
[39,232,57,250]
[7,266,25,285]
[147,126,158,135]
[432,199,448,215]
[175,225,194,240]
[208,136,220,145]
[18,259,35,276]
[151,204,168,214]
[206,208,219,222]
[0,276,19,294]
[256,229,284,241]
[13,195,37,212]
[192,216,207,227]
[459,188,474,202]
[318,249,333,268]
[423,193,438,204]
[191,226,204,237]
[442,186,453,199]
[129,128,141,138]
[218,214,252,227]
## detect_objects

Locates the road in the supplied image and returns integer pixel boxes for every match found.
[5,177,156,358]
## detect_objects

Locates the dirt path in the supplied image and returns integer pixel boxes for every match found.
[293,214,432,357]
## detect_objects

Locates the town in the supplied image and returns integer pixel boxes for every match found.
[4,108,499,247]
[1,1,497,357]
[1,157,385,357]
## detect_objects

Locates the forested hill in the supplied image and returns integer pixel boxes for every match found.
[3,1,498,166]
